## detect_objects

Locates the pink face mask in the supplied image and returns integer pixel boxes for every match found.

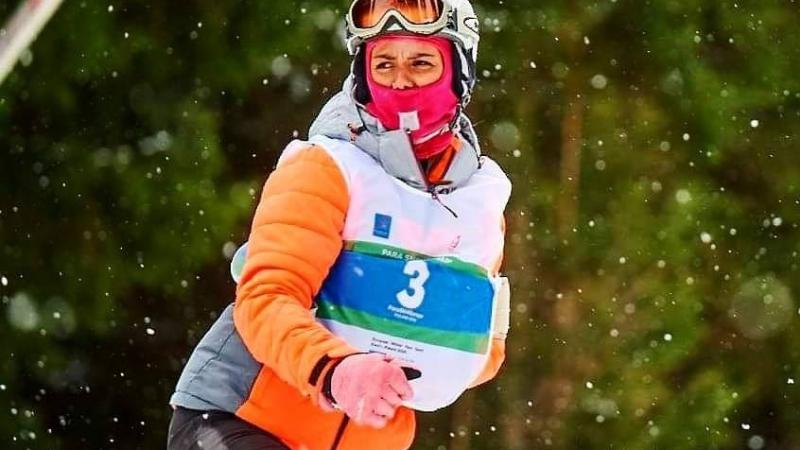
[365,35,459,159]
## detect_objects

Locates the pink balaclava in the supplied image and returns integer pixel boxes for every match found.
[365,35,459,160]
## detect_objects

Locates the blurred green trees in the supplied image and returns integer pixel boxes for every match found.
[1,0,799,449]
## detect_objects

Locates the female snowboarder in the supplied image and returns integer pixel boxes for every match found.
[168,1,511,449]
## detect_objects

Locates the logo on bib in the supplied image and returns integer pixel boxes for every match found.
[373,213,392,239]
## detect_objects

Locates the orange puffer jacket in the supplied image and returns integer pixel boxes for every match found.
[231,144,506,450]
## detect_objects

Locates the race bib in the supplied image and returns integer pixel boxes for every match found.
[316,241,496,412]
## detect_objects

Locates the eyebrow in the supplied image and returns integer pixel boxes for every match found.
[373,52,437,61]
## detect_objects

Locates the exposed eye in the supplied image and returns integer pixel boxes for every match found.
[413,60,435,68]
[374,62,394,70]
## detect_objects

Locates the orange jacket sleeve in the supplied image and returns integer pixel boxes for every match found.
[233,144,359,400]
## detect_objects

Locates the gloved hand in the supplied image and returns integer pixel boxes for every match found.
[323,353,414,429]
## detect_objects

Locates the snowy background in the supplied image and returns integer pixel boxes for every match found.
[1,0,800,449]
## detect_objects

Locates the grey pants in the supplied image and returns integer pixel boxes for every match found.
[167,407,290,450]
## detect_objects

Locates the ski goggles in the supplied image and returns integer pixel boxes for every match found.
[347,0,452,39]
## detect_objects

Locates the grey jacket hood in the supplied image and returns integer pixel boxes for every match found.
[308,76,482,193]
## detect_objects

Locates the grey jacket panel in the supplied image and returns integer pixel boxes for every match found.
[309,77,482,194]
[170,304,261,413]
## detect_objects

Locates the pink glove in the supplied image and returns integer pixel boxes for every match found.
[327,353,414,429]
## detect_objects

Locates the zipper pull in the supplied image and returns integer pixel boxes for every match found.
[347,122,366,142]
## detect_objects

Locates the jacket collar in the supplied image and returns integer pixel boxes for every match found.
[308,77,482,194]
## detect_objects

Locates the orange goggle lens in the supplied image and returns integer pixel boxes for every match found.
[351,0,445,29]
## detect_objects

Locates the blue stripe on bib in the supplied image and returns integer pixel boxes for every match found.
[318,247,494,335]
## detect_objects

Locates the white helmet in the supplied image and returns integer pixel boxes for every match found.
[344,0,481,105]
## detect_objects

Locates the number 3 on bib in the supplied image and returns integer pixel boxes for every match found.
[396,260,430,309]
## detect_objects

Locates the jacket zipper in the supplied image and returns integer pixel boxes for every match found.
[414,144,459,219]
[329,416,350,450]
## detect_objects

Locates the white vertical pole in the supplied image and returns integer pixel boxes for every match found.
[0,0,65,86]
